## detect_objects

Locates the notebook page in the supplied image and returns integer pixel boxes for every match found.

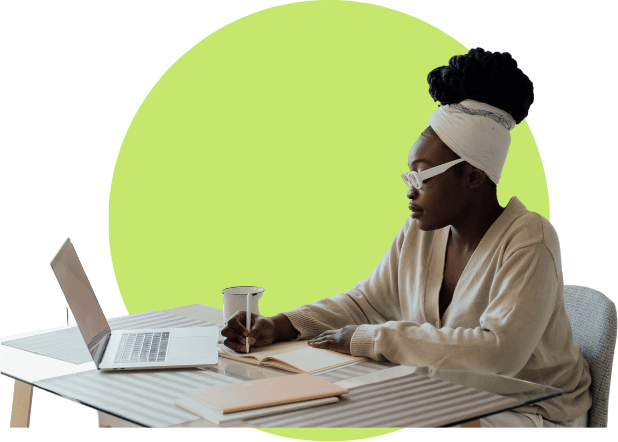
[217,339,310,361]
[271,347,366,374]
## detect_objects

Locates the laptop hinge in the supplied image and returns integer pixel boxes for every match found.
[96,331,112,369]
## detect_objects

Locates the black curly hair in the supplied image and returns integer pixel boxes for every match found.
[427,48,534,124]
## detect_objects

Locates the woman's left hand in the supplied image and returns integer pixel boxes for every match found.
[308,325,359,355]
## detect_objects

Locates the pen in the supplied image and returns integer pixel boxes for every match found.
[246,293,251,353]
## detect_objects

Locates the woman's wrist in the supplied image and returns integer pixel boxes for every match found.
[271,313,300,343]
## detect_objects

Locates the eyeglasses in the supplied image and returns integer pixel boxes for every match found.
[402,158,465,189]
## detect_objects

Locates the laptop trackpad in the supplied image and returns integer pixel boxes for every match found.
[168,337,215,360]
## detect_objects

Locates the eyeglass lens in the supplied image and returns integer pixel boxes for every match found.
[404,174,420,189]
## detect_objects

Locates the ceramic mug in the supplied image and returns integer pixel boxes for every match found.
[221,286,264,324]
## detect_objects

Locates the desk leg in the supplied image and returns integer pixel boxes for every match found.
[10,380,34,428]
[460,419,481,428]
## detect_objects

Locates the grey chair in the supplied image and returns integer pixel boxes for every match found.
[563,285,617,427]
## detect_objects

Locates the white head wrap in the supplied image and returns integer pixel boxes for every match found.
[427,99,516,185]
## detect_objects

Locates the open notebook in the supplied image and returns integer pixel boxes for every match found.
[217,339,367,374]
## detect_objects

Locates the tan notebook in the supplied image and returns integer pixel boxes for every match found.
[186,373,349,414]
[217,339,367,374]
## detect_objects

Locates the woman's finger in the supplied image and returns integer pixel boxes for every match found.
[221,327,243,340]
[223,337,249,353]
[309,337,330,346]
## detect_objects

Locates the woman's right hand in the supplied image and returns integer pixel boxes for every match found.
[221,311,276,353]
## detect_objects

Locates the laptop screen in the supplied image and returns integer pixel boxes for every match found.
[50,238,111,369]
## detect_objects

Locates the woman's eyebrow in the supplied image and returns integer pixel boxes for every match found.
[408,158,429,169]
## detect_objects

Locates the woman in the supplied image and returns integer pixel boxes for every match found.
[221,48,592,427]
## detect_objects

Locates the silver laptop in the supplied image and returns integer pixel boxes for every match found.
[50,238,218,371]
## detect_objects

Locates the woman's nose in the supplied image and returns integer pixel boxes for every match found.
[407,185,418,200]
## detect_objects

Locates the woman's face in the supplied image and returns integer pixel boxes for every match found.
[407,131,471,231]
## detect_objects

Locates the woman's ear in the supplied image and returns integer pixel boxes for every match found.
[465,164,489,189]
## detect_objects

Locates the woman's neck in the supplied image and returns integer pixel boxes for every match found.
[449,194,505,254]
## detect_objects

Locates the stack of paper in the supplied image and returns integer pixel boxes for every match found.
[175,373,348,424]
[175,396,339,425]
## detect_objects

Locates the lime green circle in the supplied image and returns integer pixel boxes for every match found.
[109,0,548,438]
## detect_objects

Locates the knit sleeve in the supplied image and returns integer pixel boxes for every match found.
[351,243,559,375]
[281,218,410,340]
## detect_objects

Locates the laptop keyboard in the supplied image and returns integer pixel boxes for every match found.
[114,332,170,363]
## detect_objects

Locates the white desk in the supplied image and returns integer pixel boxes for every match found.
[2,304,562,428]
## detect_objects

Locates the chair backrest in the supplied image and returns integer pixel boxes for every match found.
[563,285,617,427]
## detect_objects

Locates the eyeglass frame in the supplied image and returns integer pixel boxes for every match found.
[402,158,466,189]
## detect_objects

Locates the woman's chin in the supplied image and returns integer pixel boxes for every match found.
[412,214,441,232]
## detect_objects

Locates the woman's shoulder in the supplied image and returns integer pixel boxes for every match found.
[502,198,560,257]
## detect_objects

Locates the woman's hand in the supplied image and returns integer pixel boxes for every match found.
[221,312,276,353]
[308,325,359,355]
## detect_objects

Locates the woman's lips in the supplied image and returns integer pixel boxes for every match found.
[409,203,423,218]
[409,203,422,211]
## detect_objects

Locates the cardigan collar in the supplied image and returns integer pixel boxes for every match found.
[425,196,528,326]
